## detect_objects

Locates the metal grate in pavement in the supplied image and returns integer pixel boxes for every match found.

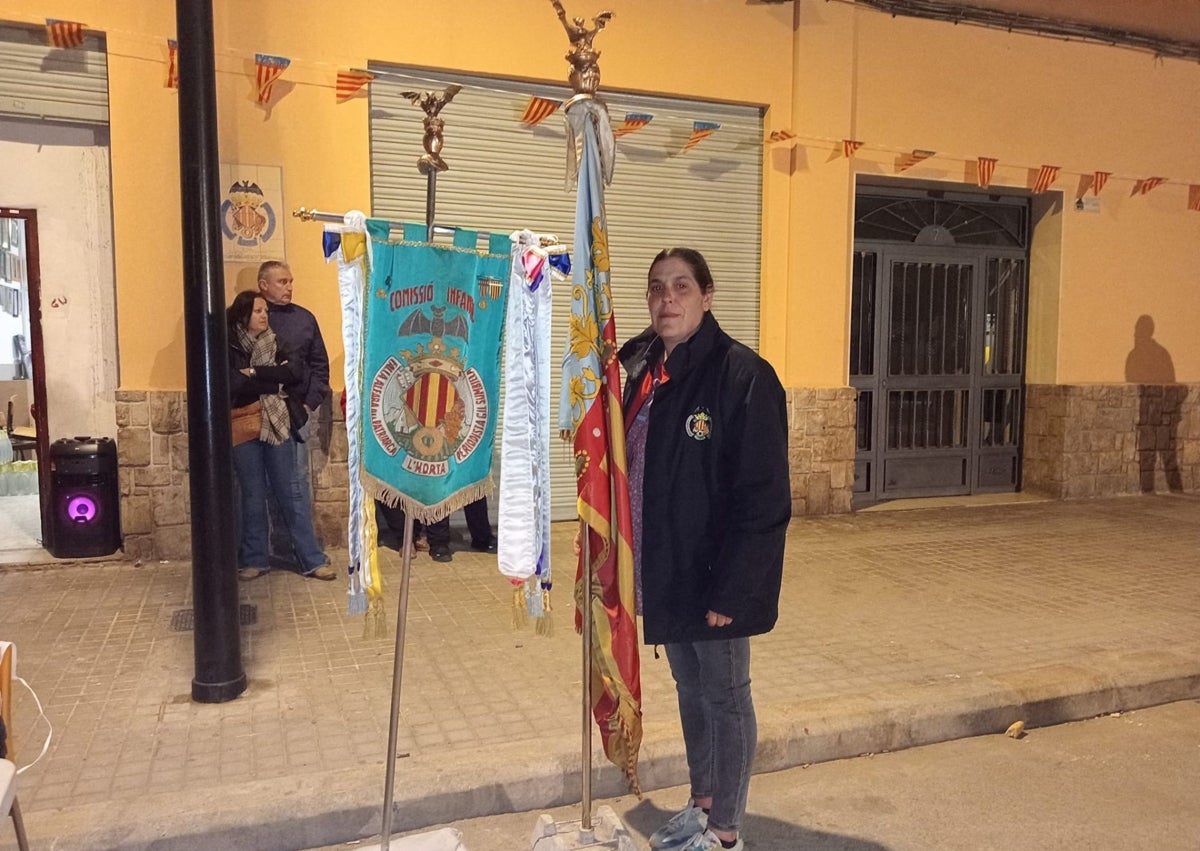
[169,604,258,632]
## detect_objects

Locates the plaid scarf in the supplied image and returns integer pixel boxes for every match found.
[235,325,292,446]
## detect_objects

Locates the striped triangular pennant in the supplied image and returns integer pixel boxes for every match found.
[45,19,85,49]
[254,53,291,105]
[165,40,179,90]
[977,156,998,188]
[1033,165,1060,193]
[336,70,374,103]
[520,96,562,127]
[1092,171,1111,195]
[613,112,653,139]
[898,149,935,172]
[1189,185,1200,212]
[842,139,864,158]
[1137,177,1167,195]
[768,129,796,143]
[682,121,720,153]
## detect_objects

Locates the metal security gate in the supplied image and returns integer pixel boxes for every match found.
[850,186,1029,503]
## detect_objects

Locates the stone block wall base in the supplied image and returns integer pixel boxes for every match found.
[116,390,347,562]
[1023,383,1200,498]
[787,386,856,516]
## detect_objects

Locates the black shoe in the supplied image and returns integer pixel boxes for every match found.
[471,538,497,553]
[430,545,453,563]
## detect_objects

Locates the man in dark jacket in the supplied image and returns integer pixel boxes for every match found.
[258,261,332,562]
[622,248,790,851]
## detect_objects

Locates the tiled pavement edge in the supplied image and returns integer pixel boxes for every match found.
[2,494,1199,850]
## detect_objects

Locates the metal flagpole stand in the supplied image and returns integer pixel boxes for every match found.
[292,83,471,851]
[530,3,634,849]
[378,83,466,851]
[292,201,465,851]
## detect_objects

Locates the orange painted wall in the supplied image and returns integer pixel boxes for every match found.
[4,1,1198,390]
[789,3,1200,385]
[1,0,795,390]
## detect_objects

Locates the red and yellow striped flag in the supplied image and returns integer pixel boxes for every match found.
[336,70,374,103]
[682,121,720,154]
[165,40,179,90]
[1092,171,1111,195]
[613,112,653,139]
[45,19,85,49]
[843,139,864,158]
[977,157,998,188]
[898,149,935,171]
[562,101,642,795]
[520,95,561,127]
[254,53,290,105]
[1033,165,1060,194]
[1137,177,1167,195]
[1189,185,1200,212]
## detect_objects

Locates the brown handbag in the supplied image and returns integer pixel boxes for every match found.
[231,401,262,446]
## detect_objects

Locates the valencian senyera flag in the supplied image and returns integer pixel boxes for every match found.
[254,53,290,104]
[166,39,179,90]
[361,220,510,524]
[324,212,387,632]
[560,96,642,796]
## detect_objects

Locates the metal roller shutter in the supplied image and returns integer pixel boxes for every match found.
[0,24,108,125]
[369,66,763,520]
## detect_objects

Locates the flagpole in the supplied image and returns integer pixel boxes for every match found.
[379,516,414,851]
[581,518,593,832]
[378,84,456,851]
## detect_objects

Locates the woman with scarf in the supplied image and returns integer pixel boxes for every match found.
[227,290,334,582]
[622,248,791,851]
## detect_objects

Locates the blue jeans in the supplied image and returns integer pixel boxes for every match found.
[267,417,312,564]
[232,437,326,573]
[664,638,757,835]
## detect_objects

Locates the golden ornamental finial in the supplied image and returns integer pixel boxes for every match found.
[399,84,463,174]
[549,0,612,95]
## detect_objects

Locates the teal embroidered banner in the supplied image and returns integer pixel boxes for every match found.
[361,220,510,522]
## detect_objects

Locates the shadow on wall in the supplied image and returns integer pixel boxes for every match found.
[1124,314,1184,493]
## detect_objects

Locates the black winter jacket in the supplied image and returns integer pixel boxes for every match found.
[265,301,331,411]
[228,343,303,409]
[620,312,791,645]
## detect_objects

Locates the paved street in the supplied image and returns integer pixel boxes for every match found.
[374,700,1200,851]
[2,493,1200,850]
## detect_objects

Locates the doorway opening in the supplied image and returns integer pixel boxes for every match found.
[0,209,50,555]
[850,183,1030,505]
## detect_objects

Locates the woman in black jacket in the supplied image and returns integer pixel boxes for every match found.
[227,291,333,582]
[623,249,790,851]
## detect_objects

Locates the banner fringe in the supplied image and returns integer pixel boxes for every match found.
[364,470,492,525]
[512,584,529,631]
[534,588,554,638]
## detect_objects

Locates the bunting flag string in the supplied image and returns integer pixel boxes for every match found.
[1137,177,1167,195]
[165,39,179,90]
[335,70,374,103]
[1189,185,1200,212]
[1033,164,1060,193]
[842,139,864,157]
[254,53,291,105]
[612,112,654,139]
[521,95,562,127]
[977,156,998,188]
[17,17,1200,211]
[682,120,720,153]
[898,149,936,171]
[45,18,85,49]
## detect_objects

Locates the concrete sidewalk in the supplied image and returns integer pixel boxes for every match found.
[2,494,1199,851]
